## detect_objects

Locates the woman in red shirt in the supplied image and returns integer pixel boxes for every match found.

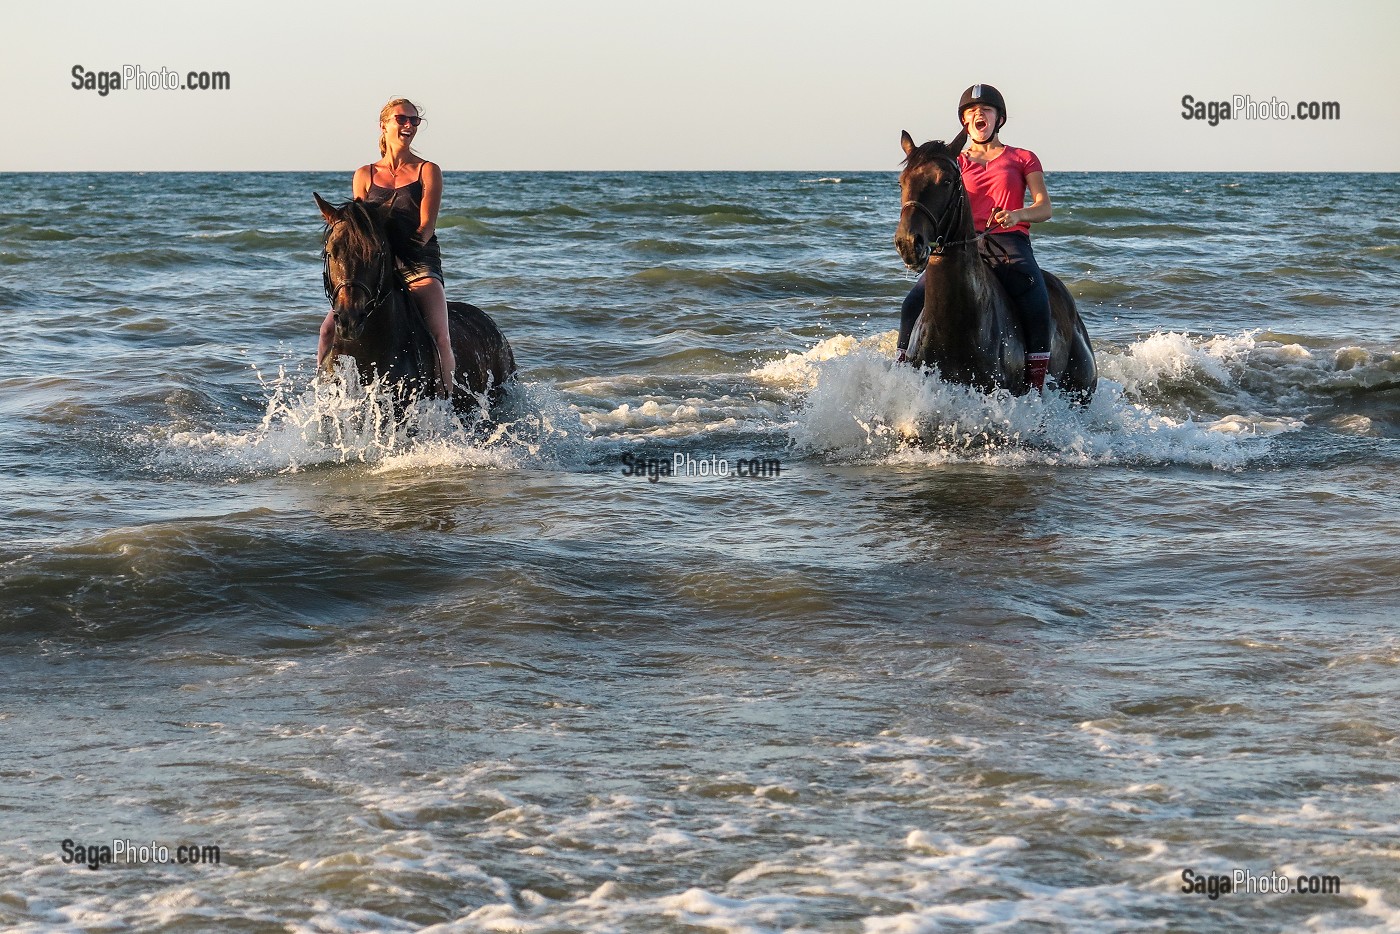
[897,84,1055,391]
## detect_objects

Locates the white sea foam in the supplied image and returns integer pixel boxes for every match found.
[758,330,1301,468]
[13,740,1394,934]
[1105,331,1400,411]
[580,397,775,441]
[160,359,585,475]
[1096,329,1250,392]
[752,332,883,390]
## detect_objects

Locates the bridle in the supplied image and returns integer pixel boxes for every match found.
[900,153,985,257]
[322,218,398,324]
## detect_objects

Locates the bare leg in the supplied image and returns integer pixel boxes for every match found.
[409,278,455,398]
[317,310,335,371]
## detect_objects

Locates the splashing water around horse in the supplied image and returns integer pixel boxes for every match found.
[315,193,515,413]
[893,131,1097,402]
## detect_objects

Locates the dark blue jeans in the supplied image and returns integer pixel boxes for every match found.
[898,231,1052,355]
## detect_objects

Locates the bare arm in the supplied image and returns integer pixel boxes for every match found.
[418,161,442,243]
[352,164,372,200]
[997,170,1052,227]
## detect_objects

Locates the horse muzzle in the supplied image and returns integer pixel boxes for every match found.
[332,307,370,344]
[894,232,929,271]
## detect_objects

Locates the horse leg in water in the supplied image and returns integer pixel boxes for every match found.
[408,278,456,398]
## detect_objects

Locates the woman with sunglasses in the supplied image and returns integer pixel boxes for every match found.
[897,84,1055,392]
[317,97,456,398]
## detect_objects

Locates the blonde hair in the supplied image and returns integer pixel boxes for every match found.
[377,98,423,157]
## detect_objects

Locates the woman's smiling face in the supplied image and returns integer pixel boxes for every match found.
[384,103,421,147]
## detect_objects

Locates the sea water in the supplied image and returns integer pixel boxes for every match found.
[1,170,1397,931]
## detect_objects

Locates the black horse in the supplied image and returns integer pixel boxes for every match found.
[315,193,515,413]
[893,131,1096,402]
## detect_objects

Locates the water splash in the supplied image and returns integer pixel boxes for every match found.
[759,331,1301,469]
[1098,330,1251,394]
[162,358,586,475]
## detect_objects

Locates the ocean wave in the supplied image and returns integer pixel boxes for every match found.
[0,223,81,242]
[469,203,590,219]
[1102,331,1400,435]
[606,200,783,224]
[579,394,783,442]
[194,228,315,250]
[1096,331,1249,396]
[433,215,509,236]
[621,237,709,257]
[1060,278,1140,302]
[1043,220,1211,238]
[628,266,884,299]
[102,247,201,269]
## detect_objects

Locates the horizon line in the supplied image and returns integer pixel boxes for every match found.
[2,168,1396,175]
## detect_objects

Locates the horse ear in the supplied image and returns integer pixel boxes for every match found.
[947,129,968,154]
[313,192,339,225]
[900,130,916,156]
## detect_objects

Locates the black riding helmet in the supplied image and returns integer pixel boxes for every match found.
[958,84,1007,132]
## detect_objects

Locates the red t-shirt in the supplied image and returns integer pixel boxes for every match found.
[957,146,1043,235]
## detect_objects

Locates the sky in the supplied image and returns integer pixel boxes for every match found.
[6,0,1398,172]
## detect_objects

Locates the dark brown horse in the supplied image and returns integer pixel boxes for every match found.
[893,131,1096,402]
[315,193,515,413]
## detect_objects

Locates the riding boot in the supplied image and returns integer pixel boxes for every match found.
[1025,353,1051,393]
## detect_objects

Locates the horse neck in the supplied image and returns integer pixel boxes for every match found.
[338,288,425,374]
[921,193,988,338]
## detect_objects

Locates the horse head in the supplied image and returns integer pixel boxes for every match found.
[315,193,398,345]
[894,129,969,271]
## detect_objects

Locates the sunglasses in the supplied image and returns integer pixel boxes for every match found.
[392,114,422,127]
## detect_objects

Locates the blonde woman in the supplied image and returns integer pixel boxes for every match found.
[318,98,455,397]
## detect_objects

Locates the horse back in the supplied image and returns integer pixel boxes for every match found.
[1043,271,1097,400]
[447,300,517,400]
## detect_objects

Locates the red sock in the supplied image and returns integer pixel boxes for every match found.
[1025,353,1051,392]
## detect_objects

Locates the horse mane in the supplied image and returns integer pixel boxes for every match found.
[903,139,960,170]
[323,198,432,272]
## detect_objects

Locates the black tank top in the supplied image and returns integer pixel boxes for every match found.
[364,162,426,227]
